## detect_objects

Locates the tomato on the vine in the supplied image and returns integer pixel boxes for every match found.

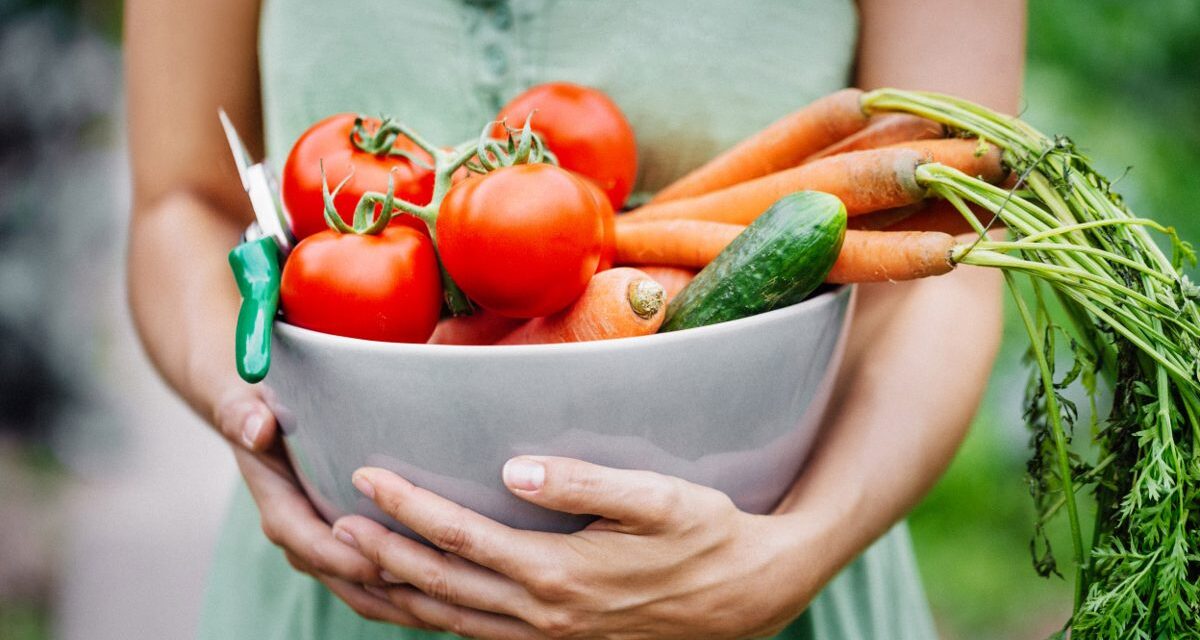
[496,82,638,210]
[437,164,604,318]
[280,226,442,342]
[282,114,435,241]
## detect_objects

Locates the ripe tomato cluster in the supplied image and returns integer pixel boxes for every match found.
[282,114,435,241]
[277,83,636,343]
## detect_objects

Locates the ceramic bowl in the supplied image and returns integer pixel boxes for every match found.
[265,286,854,539]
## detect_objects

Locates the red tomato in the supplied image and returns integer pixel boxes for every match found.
[577,175,616,272]
[279,226,442,342]
[282,114,435,241]
[496,83,638,210]
[437,164,604,318]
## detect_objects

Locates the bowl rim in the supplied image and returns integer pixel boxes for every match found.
[274,285,852,358]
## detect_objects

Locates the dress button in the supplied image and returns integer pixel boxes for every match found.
[484,43,509,76]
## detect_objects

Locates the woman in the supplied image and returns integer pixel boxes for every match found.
[125,0,1025,637]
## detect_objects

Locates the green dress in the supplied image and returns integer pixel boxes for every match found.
[200,1,938,638]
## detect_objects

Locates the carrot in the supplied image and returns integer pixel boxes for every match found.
[428,309,523,345]
[635,265,696,302]
[847,202,927,231]
[825,230,956,283]
[804,114,944,163]
[883,138,1008,183]
[649,89,869,203]
[628,147,925,224]
[496,268,666,344]
[851,196,1007,236]
[612,216,955,284]
[626,140,1004,226]
[882,198,1001,236]
[614,220,744,268]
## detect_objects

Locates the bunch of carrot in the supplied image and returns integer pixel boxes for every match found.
[433,88,1016,346]
[614,88,1008,285]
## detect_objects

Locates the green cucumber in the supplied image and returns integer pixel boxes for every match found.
[660,191,846,332]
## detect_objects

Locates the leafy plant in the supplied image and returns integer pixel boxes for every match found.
[863,89,1200,638]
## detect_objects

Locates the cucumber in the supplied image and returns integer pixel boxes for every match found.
[660,191,846,332]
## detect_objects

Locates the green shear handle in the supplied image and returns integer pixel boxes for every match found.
[229,237,281,383]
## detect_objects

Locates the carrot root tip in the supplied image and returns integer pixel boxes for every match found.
[628,279,665,319]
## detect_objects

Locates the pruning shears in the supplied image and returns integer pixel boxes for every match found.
[219,109,296,383]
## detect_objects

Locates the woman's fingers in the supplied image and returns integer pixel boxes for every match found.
[502,456,693,531]
[212,384,277,451]
[351,468,552,580]
[380,585,549,640]
[234,448,384,585]
[333,515,537,618]
[283,549,313,574]
[319,575,435,630]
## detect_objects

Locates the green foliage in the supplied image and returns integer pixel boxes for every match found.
[910,4,1200,638]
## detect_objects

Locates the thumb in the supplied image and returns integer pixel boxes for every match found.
[501,456,682,529]
[212,384,277,452]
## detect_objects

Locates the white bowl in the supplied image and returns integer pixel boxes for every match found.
[265,286,854,538]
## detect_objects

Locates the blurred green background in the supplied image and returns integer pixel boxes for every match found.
[0,1,1197,638]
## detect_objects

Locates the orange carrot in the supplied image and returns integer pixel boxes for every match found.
[612,217,955,284]
[496,268,666,344]
[883,138,1008,183]
[428,309,523,345]
[635,265,696,302]
[614,220,744,268]
[650,89,869,203]
[882,199,1001,236]
[627,140,1005,226]
[825,230,956,283]
[847,202,927,231]
[804,114,944,163]
[628,147,925,224]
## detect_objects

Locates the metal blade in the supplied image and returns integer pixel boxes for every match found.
[247,163,294,255]
[218,108,252,190]
[217,109,295,255]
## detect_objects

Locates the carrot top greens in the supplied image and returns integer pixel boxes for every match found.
[863,89,1200,639]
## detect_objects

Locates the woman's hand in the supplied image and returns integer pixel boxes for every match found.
[332,457,830,640]
[213,383,435,630]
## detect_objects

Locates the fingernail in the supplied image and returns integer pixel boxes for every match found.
[352,472,376,499]
[503,458,545,491]
[242,413,264,449]
[332,527,356,549]
[380,570,403,583]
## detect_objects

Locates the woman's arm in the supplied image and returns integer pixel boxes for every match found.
[125,0,263,417]
[856,0,1025,114]
[770,0,1026,576]
[124,0,428,626]
[328,2,1026,638]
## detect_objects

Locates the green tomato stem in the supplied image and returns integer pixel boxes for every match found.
[338,118,557,317]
